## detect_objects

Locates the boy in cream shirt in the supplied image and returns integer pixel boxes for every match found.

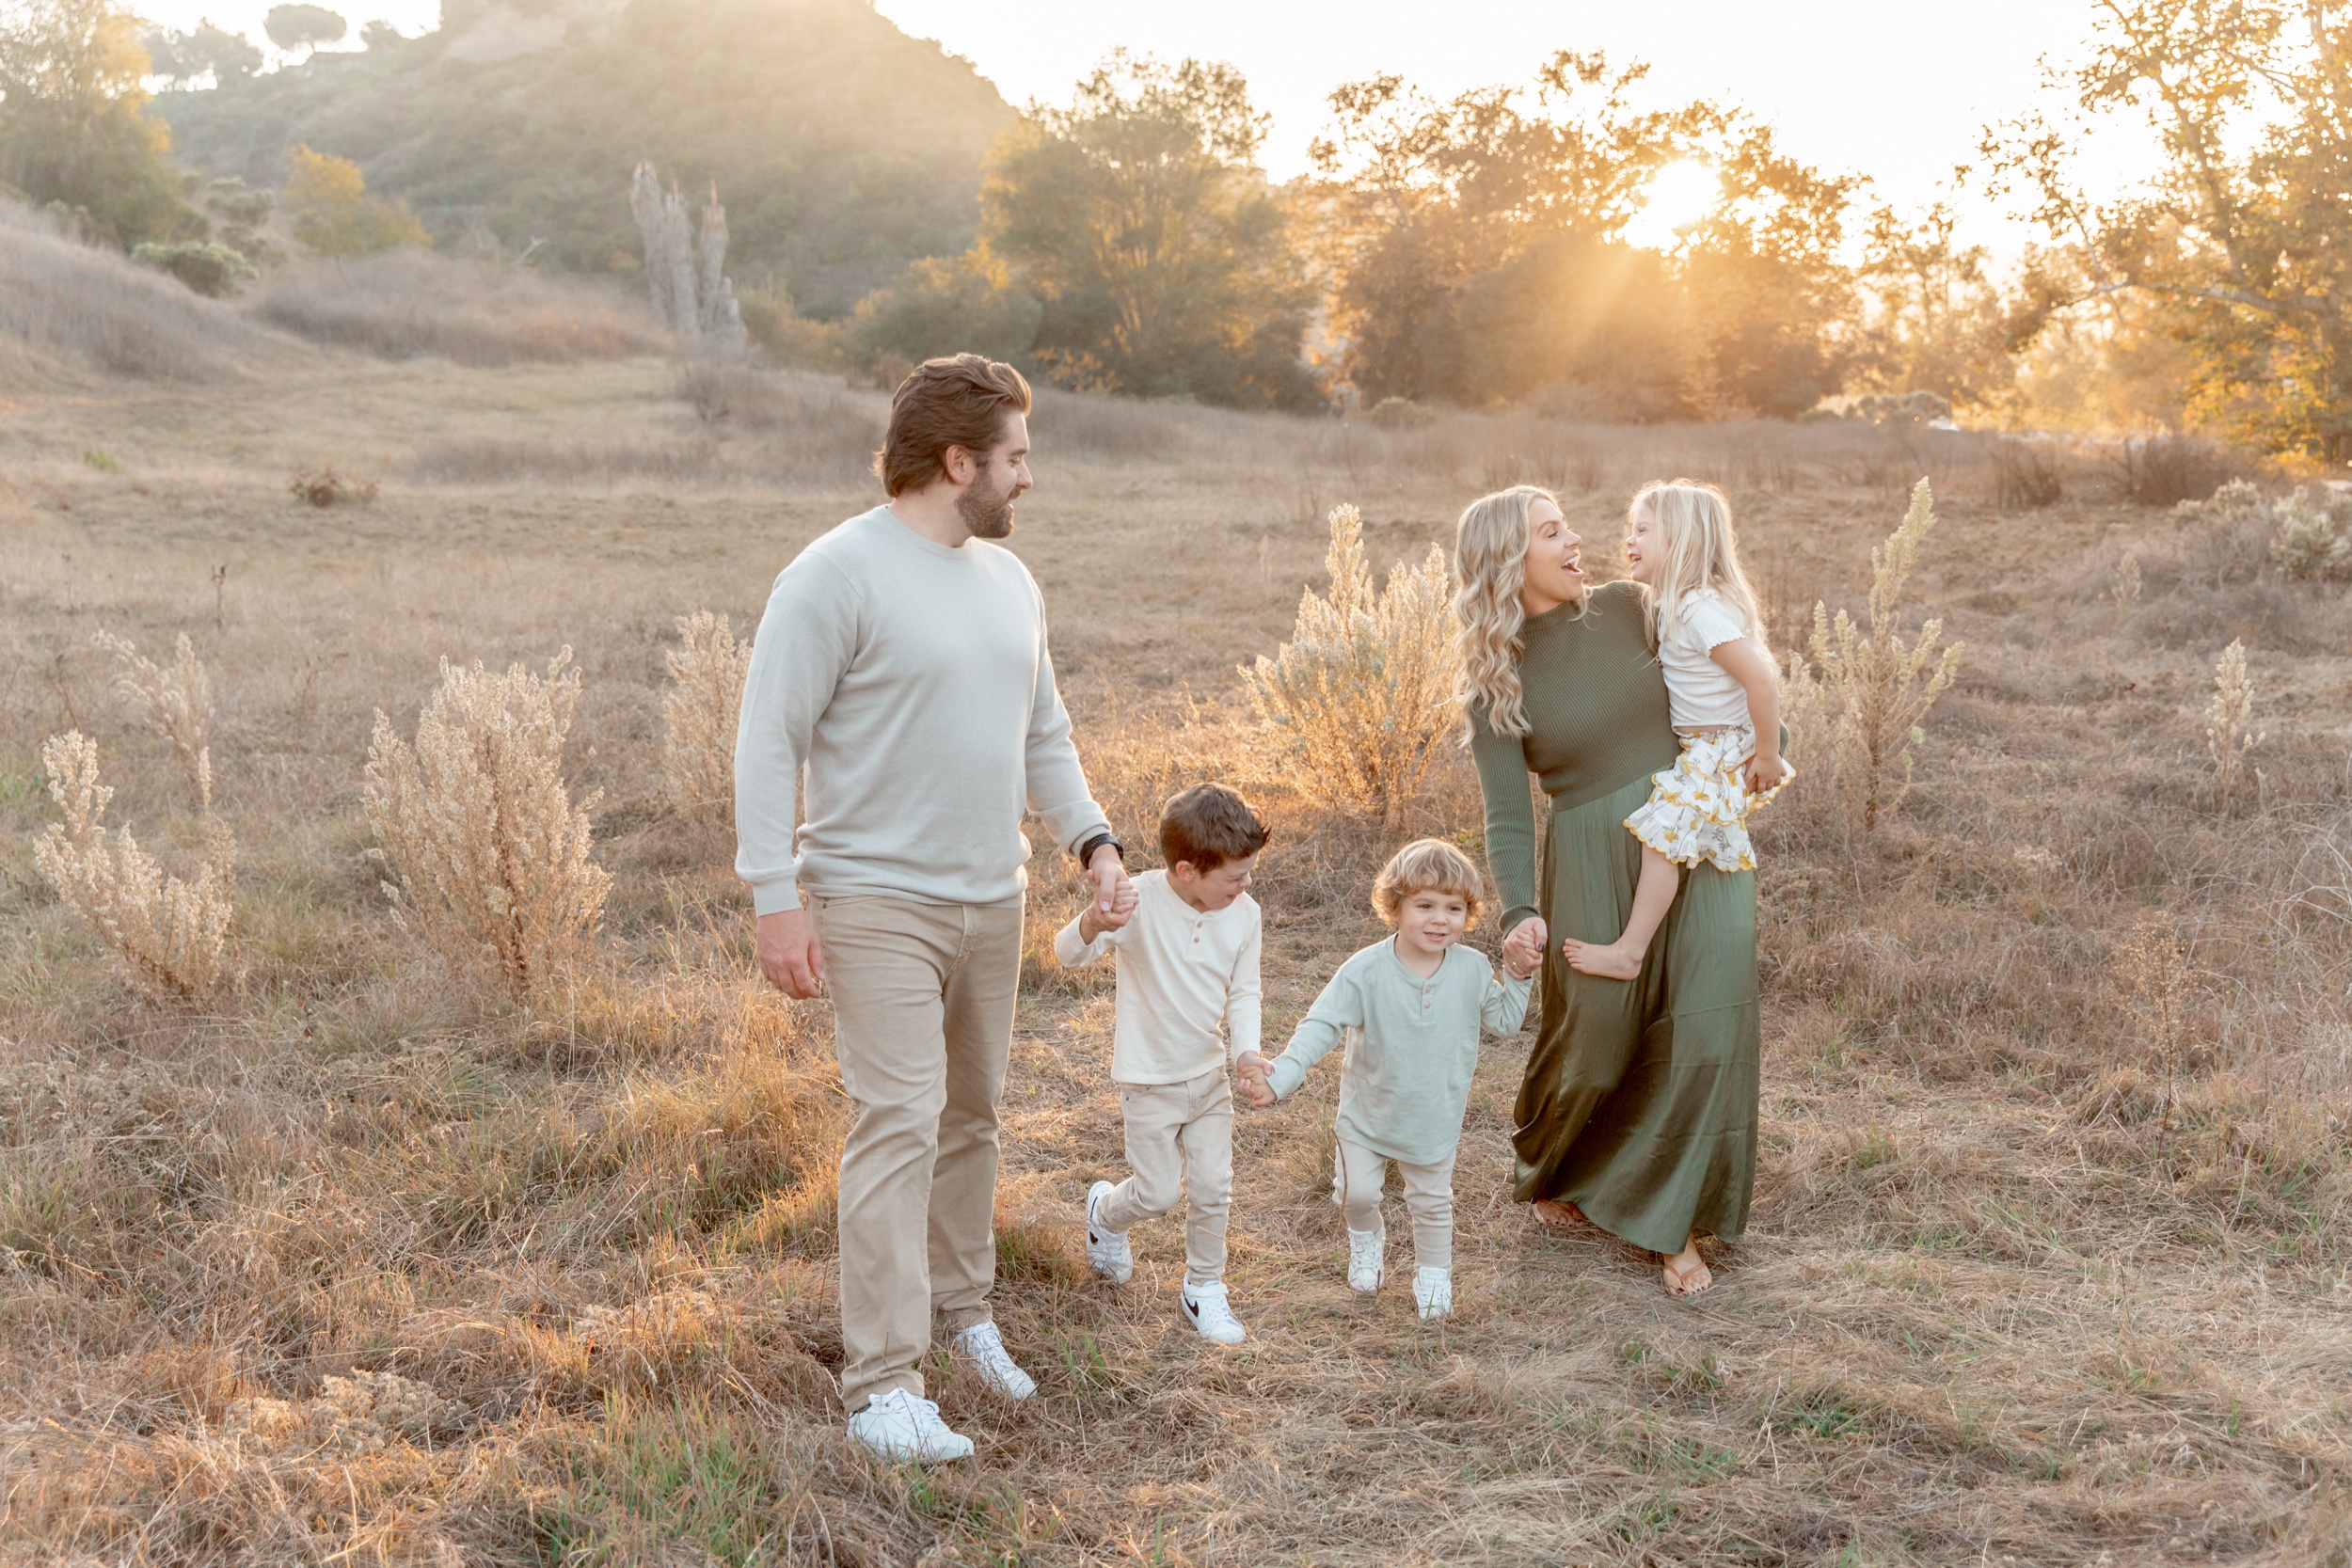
[1055,784,1267,1344]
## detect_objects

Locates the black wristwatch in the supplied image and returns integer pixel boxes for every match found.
[1075,832,1124,868]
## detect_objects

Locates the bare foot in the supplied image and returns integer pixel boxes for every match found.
[1661,1241,1712,1298]
[1562,937,1645,980]
[1531,1199,1591,1231]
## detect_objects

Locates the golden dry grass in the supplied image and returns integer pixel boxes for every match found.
[0,352,2346,1565]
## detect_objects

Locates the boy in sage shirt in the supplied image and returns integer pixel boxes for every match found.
[1239,839,1539,1320]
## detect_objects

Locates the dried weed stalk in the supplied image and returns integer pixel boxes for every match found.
[1795,478,1963,832]
[31,731,236,997]
[363,648,611,1004]
[92,630,214,811]
[662,610,751,829]
[2113,550,2141,610]
[1242,502,1459,827]
[2204,638,2261,808]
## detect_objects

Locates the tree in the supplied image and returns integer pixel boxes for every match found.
[1308,53,1717,405]
[1853,202,2019,413]
[979,52,1319,408]
[262,3,343,58]
[853,251,1042,366]
[141,19,262,87]
[284,142,426,253]
[0,0,200,245]
[1981,0,2352,463]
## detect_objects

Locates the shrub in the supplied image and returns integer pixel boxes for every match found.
[362,649,612,1005]
[31,731,235,997]
[1241,502,1459,827]
[1367,396,1438,431]
[2111,435,2236,507]
[662,610,751,829]
[287,467,377,507]
[1791,478,1963,833]
[92,630,213,811]
[1991,436,2063,509]
[2266,487,2352,582]
[2204,638,2261,808]
[131,240,255,298]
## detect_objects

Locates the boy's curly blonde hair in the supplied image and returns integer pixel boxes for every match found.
[1372,838,1487,927]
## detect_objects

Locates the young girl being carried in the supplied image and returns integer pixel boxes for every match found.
[1563,479,1792,982]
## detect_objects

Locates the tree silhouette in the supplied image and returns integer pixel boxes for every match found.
[263,4,344,59]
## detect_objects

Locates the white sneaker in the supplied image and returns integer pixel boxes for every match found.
[1414,1266,1454,1320]
[1180,1280,1247,1345]
[1085,1180,1134,1284]
[1346,1227,1385,1294]
[846,1388,973,1463]
[951,1321,1037,1401]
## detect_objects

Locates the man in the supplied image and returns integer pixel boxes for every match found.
[736,353,1133,1463]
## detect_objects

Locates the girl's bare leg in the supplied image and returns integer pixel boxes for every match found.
[1564,847,1678,981]
[1661,1235,1712,1297]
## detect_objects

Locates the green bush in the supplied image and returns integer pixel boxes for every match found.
[132,240,256,296]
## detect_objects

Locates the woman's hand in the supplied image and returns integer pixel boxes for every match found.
[1502,918,1548,979]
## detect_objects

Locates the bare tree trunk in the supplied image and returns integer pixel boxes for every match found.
[631,163,748,352]
[628,162,673,327]
[660,184,698,339]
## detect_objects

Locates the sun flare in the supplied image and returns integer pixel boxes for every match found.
[1623,159,1723,249]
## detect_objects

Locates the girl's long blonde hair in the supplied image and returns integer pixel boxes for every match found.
[1629,479,1765,653]
[1452,484,1558,739]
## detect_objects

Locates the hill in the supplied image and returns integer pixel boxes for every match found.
[154,0,1014,318]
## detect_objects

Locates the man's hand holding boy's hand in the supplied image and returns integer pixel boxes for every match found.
[1075,878,1141,942]
[1234,1052,1276,1108]
[1501,919,1544,981]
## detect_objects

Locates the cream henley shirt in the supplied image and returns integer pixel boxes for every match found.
[1054,870,1262,1084]
[733,506,1110,915]
[1263,939,1532,1165]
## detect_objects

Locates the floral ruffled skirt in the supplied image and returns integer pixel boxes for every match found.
[1624,724,1791,873]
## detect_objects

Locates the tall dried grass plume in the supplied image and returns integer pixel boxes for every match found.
[93,630,214,811]
[1242,503,1459,828]
[662,610,752,830]
[1790,478,1963,832]
[2204,638,2261,808]
[363,649,612,1004]
[31,732,236,998]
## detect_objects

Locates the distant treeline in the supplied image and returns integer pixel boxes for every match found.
[3,0,2345,457]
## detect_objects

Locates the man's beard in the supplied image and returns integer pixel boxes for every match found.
[958,477,1016,540]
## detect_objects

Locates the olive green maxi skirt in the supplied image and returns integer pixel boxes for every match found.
[1512,771,1759,1255]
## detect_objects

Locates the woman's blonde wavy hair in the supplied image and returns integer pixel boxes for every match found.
[1452,484,1560,739]
[1629,479,1765,652]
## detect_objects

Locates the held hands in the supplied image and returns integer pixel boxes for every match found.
[1076,863,1141,942]
[1743,750,1792,796]
[1501,917,1547,981]
[1234,1052,1277,1108]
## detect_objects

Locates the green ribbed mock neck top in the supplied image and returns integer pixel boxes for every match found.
[1469,579,1681,931]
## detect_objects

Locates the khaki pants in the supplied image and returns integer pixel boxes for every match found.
[806,893,1024,1409]
[1333,1137,1457,1271]
[1097,1067,1234,1285]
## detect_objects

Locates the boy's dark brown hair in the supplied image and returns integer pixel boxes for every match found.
[873,353,1033,498]
[1159,784,1270,873]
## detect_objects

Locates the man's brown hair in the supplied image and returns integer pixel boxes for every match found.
[1159,784,1270,873]
[873,354,1033,498]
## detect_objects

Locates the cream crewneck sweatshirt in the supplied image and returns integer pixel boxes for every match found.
[1054,870,1263,1084]
[733,505,1110,915]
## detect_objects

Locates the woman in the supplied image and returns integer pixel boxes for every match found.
[1454,484,1759,1297]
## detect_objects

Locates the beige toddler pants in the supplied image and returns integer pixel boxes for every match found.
[1333,1137,1457,1270]
[1097,1066,1234,1285]
[805,893,1023,1410]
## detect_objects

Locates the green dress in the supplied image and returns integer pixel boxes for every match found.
[1470,580,1759,1254]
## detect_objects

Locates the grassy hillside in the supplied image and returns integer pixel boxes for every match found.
[154,0,1013,317]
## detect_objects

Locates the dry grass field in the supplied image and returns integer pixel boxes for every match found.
[1,341,2348,1565]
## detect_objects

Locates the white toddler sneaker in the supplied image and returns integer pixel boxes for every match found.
[1085,1180,1134,1284]
[1180,1280,1247,1345]
[1413,1266,1454,1321]
[847,1388,974,1464]
[951,1321,1037,1401]
[1346,1227,1385,1294]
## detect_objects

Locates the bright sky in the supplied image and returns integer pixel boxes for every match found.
[140,0,2163,257]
